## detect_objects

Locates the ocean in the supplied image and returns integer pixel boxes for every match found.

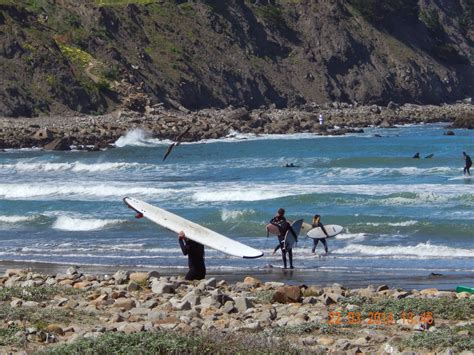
[0,123,473,288]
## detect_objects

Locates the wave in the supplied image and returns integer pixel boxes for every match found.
[327,167,455,178]
[114,128,348,148]
[334,242,474,258]
[334,233,367,242]
[52,216,126,231]
[0,161,152,173]
[0,215,36,224]
[364,220,419,227]
[220,209,256,222]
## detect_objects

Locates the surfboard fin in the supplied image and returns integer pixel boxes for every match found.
[135,212,144,219]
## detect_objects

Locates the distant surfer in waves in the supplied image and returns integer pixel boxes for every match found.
[178,231,206,280]
[311,214,330,255]
[412,152,420,159]
[463,152,472,175]
[270,208,297,269]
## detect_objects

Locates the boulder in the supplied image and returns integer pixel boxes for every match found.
[151,280,175,294]
[234,297,254,313]
[129,272,148,284]
[113,298,136,311]
[243,276,261,287]
[113,270,130,284]
[32,128,53,140]
[272,286,302,303]
[44,138,71,151]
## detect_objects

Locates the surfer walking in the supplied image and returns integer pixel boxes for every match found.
[270,208,296,269]
[178,231,206,280]
[311,214,330,255]
[463,152,472,175]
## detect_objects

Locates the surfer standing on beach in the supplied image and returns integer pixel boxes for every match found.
[311,214,330,255]
[178,231,206,280]
[270,208,296,269]
[463,152,472,175]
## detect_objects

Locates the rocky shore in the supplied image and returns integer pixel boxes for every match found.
[0,103,472,151]
[0,268,472,354]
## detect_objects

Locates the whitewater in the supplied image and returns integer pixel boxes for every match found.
[0,123,473,286]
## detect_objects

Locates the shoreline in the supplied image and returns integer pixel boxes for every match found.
[1,261,472,291]
[0,103,472,150]
[0,267,472,353]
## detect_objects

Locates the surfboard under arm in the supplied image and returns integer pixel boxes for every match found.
[123,196,263,259]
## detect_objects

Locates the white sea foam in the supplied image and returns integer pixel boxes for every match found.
[334,233,367,242]
[115,129,171,147]
[333,242,474,258]
[52,216,125,231]
[0,215,35,224]
[220,209,255,221]
[0,183,176,200]
[328,167,454,178]
[1,161,152,173]
[365,220,418,227]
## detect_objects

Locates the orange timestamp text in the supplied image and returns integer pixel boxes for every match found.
[328,311,434,325]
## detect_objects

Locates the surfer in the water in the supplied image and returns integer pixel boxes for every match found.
[178,231,206,280]
[311,214,330,255]
[270,208,297,269]
[463,152,472,175]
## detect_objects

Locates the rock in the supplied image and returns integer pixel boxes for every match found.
[44,138,71,151]
[444,130,455,136]
[151,280,175,294]
[113,298,136,311]
[318,336,335,346]
[113,270,130,284]
[380,119,392,128]
[393,291,409,299]
[272,286,302,303]
[66,266,79,275]
[376,284,389,292]
[127,281,140,292]
[45,324,64,336]
[10,299,22,307]
[129,272,148,284]
[32,128,53,140]
[303,286,323,297]
[320,293,341,305]
[4,269,26,277]
[243,276,261,287]
[234,297,254,313]
[23,301,39,307]
[199,277,216,288]
[117,322,144,334]
[181,291,201,307]
[222,300,236,314]
[456,292,471,299]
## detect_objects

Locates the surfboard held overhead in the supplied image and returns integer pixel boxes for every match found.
[123,196,264,259]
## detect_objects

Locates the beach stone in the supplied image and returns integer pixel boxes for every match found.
[141,299,158,309]
[32,128,53,140]
[272,286,302,303]
[73,281,90,289]
[113,298,136,311]
[456,292,471,299]
[113,270,130,284]
[302,296,319,305]
[127,281,140,292]
[118,322,144,334]
[376,284,389,292]
[181,291,201,307]
[393,291,409,299]
[434,291,455,298]
[129,272,148,284]
[234,297,253,313]
[243,276,261,287]
[258,308,277,322]
[318,336,335,346]
[151,280,175,294]
[45,324,64,336]
[222,300,236,314]
[420,288,438,296]
[23,301,39,308]
[10,299,22,307]
[356,287,376,298]
[335,339,351,350]
[320,293,340,305]
[264,281,285,288]
[303,286,323,297]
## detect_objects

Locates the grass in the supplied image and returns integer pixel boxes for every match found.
[56,42,93,68]
[401,324,474,352]
[40,331,296,354]
[340,296,474,320]
[0,304,95,327]
[95,0,155,6]
[0,326,24,347]
[270,321,342,336]
[0,286,81,302]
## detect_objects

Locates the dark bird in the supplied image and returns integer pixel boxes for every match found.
[162,127,191,161]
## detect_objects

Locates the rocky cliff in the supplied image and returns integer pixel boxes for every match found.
[0,0,473,117]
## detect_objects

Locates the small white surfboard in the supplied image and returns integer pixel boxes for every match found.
[300,222,313,235]
[124,197,263,259]
[307,225,344,239]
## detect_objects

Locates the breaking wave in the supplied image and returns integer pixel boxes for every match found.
[52,216,126,231]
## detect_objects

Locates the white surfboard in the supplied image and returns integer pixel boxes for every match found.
[300,222,313,235]
[284,219,303,250]
[124,197,263,259]
[307,224,344,239]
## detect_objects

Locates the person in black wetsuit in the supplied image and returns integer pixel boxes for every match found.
[178,231,206,280]
[270,208,297,269]
[413,152,420,159]
[311,214,330,255]
[463,152,472,175]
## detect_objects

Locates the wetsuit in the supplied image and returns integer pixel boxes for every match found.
[270,216,296,269]
[465,154,472,175]
[311,221,329,254]
[179,238,206,280]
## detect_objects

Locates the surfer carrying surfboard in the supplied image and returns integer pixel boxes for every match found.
[178,231,206,280]
[463,152,472,175]
[311,215,330,255]
[269,208,297,269]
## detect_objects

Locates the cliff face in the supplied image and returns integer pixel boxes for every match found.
[0,0,473,117]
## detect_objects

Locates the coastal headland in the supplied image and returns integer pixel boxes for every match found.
[0,103,472,150]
